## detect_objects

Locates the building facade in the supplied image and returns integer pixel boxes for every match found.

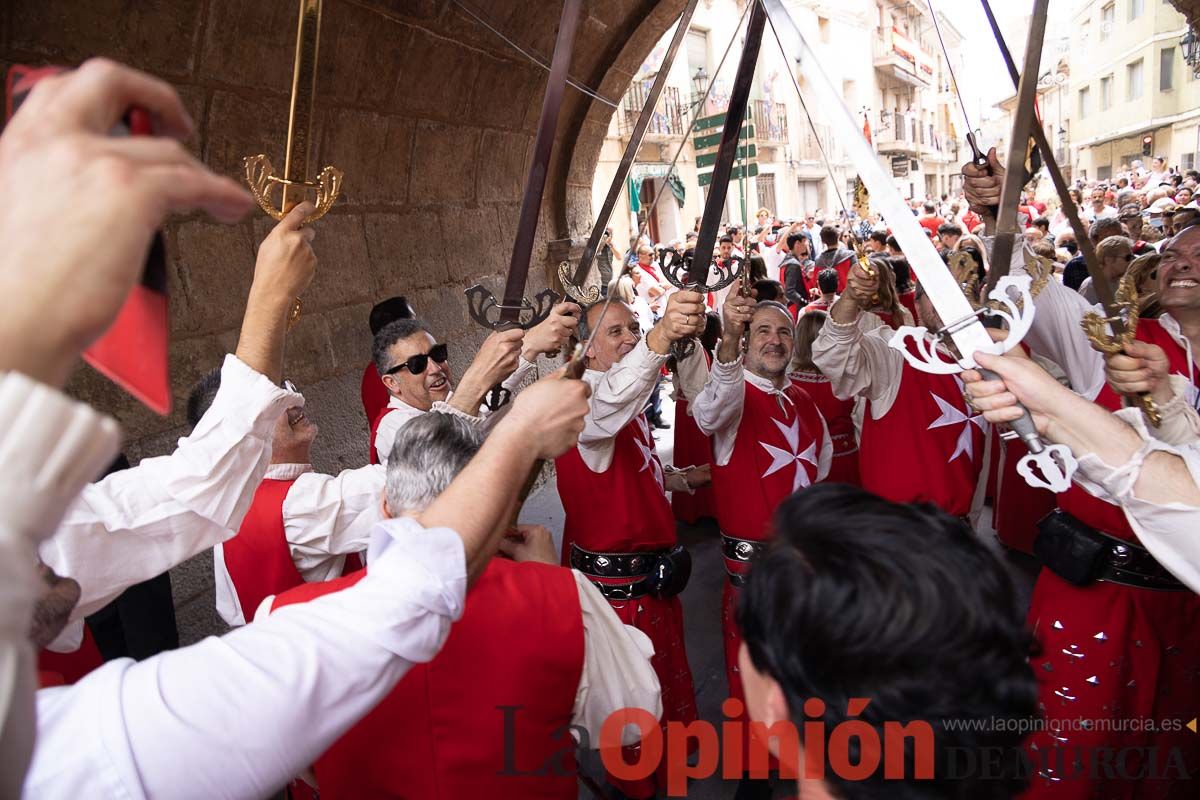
[1070,0,1200,181]
[591,0,966,249]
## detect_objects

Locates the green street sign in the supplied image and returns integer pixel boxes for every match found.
[698,163,759,186]
[692,108,753,133]
[693,125,754,151]
[695,144,757,168]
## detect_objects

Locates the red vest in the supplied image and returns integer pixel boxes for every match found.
[273,559,584,800]
[224,478,306,620]
[790,370,859,486]
[38,624,104,685]
[898,289,918,325]
[361,362,389,432]
[711,381,825,541]
[859,345,986,516]
[555,414,676,556]
[369,406,399,466]
[1061,318,1198,540]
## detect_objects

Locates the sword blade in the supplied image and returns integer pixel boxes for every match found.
[987,0,1048,294]
[689,1,767,286]
[502,0,583,323]
[763,0,991,361]
[571,0,700,288]
[281,0,323,214]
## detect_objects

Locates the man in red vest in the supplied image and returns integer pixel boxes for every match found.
[264,412,663,799]
[812,261,988,518]
[691,286,831,798]
[185,371,382,626]
[964,155,1200,799]
[555,290,707,798]
[370,303,578,465]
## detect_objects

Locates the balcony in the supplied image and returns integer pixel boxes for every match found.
[751,99,788,144]
[618,79,684,140]
[872,27,933,89]
[873,111,920,155]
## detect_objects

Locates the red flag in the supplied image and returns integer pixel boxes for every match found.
[863,114,873,145]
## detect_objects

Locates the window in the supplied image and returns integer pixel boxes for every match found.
[1127,59,1144,100]
[1161,47,1175,91]
[1081,19,1091,46]
[1183,153,1196,171]
[1079,86,1092,118]
[756,174,777,217]
[1098,165,1113,181]
[1101,3,1115,39]
[818,16,830,43]
[1129,0,1144,20]
[686,30,708,83]
[1100,75,1113,109]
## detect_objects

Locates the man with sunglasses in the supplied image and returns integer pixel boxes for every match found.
[371,303,579,466]
[554,288,707,798]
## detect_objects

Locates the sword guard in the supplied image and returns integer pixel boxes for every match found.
[671,338,697,361]
[1016,443,1077,493]
[556,261,601,304]
[464,285,559,331]
[888,275,1035,374]
[483,385,512,412]
[243,154,344,224]
[664,253,745,293]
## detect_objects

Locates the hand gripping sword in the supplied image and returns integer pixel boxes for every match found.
[762,0,1075,492]
[243,0,344,327]
[980,1,1161,428]
[558,0,701,304]
[463,0,580,335]
[661,0,767,360]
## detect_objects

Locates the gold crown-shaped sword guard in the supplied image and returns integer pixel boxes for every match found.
[557,261,602,305]
[243,154,345,225]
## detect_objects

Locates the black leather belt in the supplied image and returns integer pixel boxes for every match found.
[1035,511,1188,592]
[570,544,692,600]
[721,534,767,588]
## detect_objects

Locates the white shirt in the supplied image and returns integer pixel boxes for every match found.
[1072,407,1200,594]
[811,312,920,416]
[213,462,386,626]
[25,517,467,800]
[373,358,537,465]
[254,565,662,747]
[40,354,300,651]
[1083,204,1118,223]
[577,339,706,473]
[0,372,120,798]
[692,356,833,473]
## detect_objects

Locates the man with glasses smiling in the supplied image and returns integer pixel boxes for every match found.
[371,302,579,466]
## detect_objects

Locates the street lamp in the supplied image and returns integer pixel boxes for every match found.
[692,66,709,95]
[1182,25,1200,77]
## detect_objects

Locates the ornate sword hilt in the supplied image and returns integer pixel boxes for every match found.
[244,155,344,225]
[557,261,601,305]
[464,285,559,331]
[663,252,745,293]
[1079,273,1161,427]
[980,368,1076,493]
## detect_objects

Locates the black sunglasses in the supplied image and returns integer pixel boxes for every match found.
[385,343,448,376]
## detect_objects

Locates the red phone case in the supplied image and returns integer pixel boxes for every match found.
[6,65,172,415]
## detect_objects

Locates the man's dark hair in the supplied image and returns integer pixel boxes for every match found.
[868,230,888,246]
[786,232,808,251]
[922,201,936,213]
[886,235,901,252]
[819,225,839,246]
[738,484,1038,799]
[719,234,734,245]
[1187,169,1200,182]
[372,318,433,377]
[936,222,962,238]
[1089,217,1123,244]
[753,279,785,302]
[368,296,415,337]
[890,256,911,291]
[700,311,722,355]
[186,368,223,430]
[1032,216,1050,231]
[817,268,839,295]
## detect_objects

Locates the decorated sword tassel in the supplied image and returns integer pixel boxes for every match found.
[662,0,767,359]
[762,0,1073,492]
[243,0,344,328]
